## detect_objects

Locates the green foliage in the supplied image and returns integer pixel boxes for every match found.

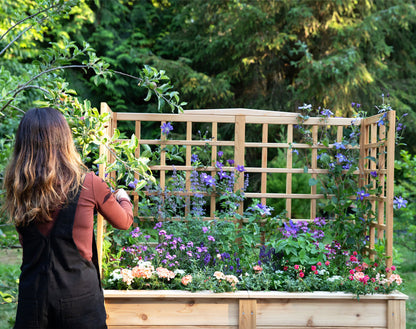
[394,150,416,252]
[266,149,311,218]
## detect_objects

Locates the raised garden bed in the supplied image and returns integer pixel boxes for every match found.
[104,290,407,329]
[98,104,408,328]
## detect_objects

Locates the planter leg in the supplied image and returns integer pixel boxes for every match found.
[387,300,406,329]
[239,299,256,329]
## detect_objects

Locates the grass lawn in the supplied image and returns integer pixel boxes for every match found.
[0,244,415,328]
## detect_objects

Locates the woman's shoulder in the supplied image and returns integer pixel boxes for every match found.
[82,171,108,189]
[85,171,112,190]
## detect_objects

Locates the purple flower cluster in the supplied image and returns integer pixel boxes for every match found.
[394,196,408,209]
[161,122,173,135]
[356,190,370,201]
[123,221,225,269]
[324,240,342,260]
[281,218,326,242]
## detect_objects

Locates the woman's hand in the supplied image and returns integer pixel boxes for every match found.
[114,189,130,202]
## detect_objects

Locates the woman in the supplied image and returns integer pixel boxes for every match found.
[3,107,133,329]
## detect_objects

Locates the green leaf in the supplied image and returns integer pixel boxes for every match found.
[309,178,318,186]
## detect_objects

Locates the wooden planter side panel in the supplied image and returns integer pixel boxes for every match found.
[256,299,385,327]
[106,297,239,328]
[104,291,407,329]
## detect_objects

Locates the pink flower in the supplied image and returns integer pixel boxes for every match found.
[294,265,300,270]
[299,271,305,278]
[349,269,355,275]
[391,265,396,271]
[214,271,225,280]
[121,269,134,285]
[253,265,263,273]
[353,251,358,256]
[325,261,330,266]
[311,265,317,271]
[156,267,175,281]
[317,262,322,266]
[181,275,193,286]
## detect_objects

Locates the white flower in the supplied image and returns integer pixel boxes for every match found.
[108,269,123,282]
[327,275,343,282]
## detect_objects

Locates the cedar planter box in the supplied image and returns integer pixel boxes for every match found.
[104,290,407,329]
[99,105,407,328]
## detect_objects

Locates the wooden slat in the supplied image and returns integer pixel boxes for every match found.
[310,125,318,219]
[385,111,396,269]
[239,299,256,329]
[115,111,362,126]
[105,298,239,327]
[256,324,386,329]
[184,108,299,116]
[256,299,386,327]
[387,299,406,329]
[108,325,234,329]
[185,121,192,216]
[119,139,361,150]
[369,122,378,256]
[97,102,112,275]
[286,124,293,217]
[235,115,246,215]
[377,123,386,243]
[104,290,408,301]
[133,120,141,219]
[210,121,218,218]
[261,123,268,206]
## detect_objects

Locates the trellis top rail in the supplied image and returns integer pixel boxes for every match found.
[115,108,362,126]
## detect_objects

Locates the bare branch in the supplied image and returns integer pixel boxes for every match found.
[0,3,58,41]
[9,104,25,114]
[113,70,143,82]
[0,24,34,57]
[1,64,93,113]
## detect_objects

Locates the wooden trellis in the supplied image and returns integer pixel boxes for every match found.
[96,103,396,270]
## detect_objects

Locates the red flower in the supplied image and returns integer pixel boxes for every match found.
[283,266,288,271]
[299,272,305,278]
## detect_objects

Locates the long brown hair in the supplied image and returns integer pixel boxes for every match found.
[3,107,85,226]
